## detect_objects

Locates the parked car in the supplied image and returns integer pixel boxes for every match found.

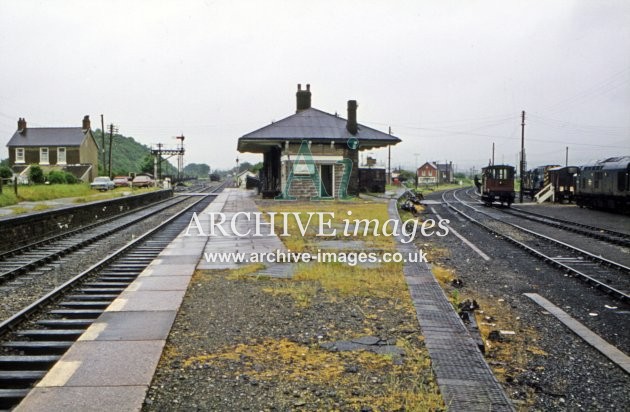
[90,176,115,191]
[132,175,154,188]
[113,176,132,187]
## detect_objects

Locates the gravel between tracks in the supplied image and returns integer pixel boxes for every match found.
[427,191,629,411]
[514,203,630,236]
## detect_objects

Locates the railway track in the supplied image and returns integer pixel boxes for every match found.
[463,188,630,248]
[0,184,224,409]
[0,197,187,285]
[441,188,629,302]
[0,185,220,286]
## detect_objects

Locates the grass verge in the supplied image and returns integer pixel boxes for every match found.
[0,184,159,211]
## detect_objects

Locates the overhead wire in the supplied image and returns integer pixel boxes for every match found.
[541,66,630,114]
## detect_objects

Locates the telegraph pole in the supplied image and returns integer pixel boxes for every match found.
[492,142,495,166]
[176,135,185,183]
[414,153,420,189]
[107,124,118,178]
[100,115,105,174]
[565,146,569,167]
[157,143,163,180]
[519,111,526,203]
[387,126,392,185]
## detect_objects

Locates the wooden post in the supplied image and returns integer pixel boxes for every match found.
[519,111,526,204]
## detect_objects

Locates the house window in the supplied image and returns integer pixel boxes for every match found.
[15,147,25,163]
[57,147,66,164]
[40,147,49,165]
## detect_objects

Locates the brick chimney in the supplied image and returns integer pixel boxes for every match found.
[17,118,26,134]
[82,115,91,132]
[346,100,358,135]
[296,84,311,112]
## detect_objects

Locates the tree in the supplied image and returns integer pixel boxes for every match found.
[140,155,154,174]
[183,163,210,178]
[397,169,415,183]
[238,161,253,172]
[0,165,12,179]
[29,165,45,184]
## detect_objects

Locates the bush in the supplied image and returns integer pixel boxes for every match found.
[47,170,67,184]
[64,172,78,184]
[29,165,45,184]
[0,165,12,179]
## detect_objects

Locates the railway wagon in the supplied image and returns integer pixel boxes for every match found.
[522,164,561,198]
[576,156,629,213]
[481,165,515,207]
[548,166,580,203]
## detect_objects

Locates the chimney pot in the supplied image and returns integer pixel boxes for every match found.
[346,100,358,135]
[82,115,91,131]
[296,83,312,112]
[17,117,27,134]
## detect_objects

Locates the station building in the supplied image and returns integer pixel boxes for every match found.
[237,85,401,199]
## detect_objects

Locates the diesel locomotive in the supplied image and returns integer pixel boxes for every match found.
[575,156,629,213]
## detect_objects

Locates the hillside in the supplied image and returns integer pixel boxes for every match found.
[93,129,177,176]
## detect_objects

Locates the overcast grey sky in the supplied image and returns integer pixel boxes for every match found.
[1,0,628,173]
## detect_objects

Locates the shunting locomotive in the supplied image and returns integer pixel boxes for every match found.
[547,166,579,203]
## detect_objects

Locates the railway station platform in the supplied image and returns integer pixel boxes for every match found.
[15,189,286,411]
[17,189,514,411]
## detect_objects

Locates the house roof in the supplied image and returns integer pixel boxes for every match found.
[238,108,401,153]
[418,162,437,170]
[6,127,89,147]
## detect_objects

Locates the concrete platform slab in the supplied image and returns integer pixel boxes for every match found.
[127,276,191,291]
[16,386,147,412]
[107,290,186,312]
[78,311,176,341]
[37,340,164,387]
[153,255,202,265]
[197,190,287,271]
[139,263,198,277]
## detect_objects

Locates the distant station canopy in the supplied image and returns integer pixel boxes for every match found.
[237,84,401,199]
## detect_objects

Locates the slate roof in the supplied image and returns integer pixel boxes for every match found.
[238,108,400,152]
[6,127,89,147]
